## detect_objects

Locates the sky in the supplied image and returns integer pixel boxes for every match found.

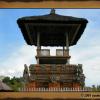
[0,9,100,87]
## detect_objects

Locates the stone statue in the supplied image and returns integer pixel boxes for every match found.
[23,64,30,83]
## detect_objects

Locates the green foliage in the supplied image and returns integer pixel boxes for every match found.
[2,76,100,92]
[90,85,100,91]
[3,76,24,91]
[85,85,100,92]
[2,76,10,84]
[96,85,100,91]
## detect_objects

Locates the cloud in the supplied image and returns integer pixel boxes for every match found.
[70,38,100,86]
[0,44,37,78]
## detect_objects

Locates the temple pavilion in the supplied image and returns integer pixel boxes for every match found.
[17,9,88,89]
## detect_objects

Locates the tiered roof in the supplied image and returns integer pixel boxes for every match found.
[17,9,88,46]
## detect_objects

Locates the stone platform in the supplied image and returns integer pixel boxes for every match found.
[23,64,85,88]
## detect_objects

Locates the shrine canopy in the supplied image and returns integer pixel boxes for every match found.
[17,10,88,47]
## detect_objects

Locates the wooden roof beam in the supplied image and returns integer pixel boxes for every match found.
[25,24,34,44]
[71,24,81,44]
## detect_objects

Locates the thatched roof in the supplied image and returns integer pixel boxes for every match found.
[17,9,88,47]
[0,81,12,91]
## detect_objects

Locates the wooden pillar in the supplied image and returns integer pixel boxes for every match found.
[37,32,40,64]
[63,46,65,56]
[66,33,70,64]
[66,33,69,50]
[37,32,40,50]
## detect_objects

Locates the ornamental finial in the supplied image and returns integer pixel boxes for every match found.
[50,8,56,14]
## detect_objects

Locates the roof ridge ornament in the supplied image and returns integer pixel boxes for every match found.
[50,8,56,14]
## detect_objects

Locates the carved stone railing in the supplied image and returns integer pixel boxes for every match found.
[37,49,69,57]
[37,49,50,56]
[19,87,92,92]
[56,49,69,56]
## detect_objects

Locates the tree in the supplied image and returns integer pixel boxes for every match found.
[97,85,100,91]
[2,76,10,85]
[92,85,97,91]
